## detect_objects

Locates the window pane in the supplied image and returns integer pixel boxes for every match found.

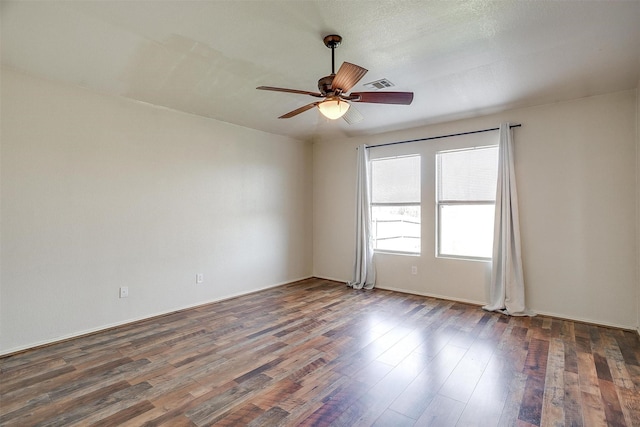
[371,155,421,255]
[438,147,498,201]
[372,205,420,253]
[371,156,420,204]
[439,204,494,258]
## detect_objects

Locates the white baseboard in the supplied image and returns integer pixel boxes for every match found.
[378,287,636,330]
[532,309,635,331]
[312,277,485,306]
[311,275,349,284]
[317,279,639,331]
[375,285,485,306]
[1,276,312,357]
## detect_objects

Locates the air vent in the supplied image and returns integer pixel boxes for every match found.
[362,78,395,90]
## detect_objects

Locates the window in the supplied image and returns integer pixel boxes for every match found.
[371,155,420,254]
[436,146,498,260]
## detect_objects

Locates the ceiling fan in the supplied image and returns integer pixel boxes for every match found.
[257,35,413,124]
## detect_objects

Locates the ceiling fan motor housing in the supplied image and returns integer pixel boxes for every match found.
[318,75,335,96]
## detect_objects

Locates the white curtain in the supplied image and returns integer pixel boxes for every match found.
[348,144,376,290]
[483,123,532,316]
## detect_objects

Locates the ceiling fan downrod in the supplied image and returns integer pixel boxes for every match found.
[323,35,342,75]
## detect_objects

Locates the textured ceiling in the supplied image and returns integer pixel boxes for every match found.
[2,1,639,141]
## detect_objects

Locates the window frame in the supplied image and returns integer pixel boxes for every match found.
[435,145,498,262]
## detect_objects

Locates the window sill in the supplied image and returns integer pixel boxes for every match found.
[374,250,421,257]
[436,254,491,263]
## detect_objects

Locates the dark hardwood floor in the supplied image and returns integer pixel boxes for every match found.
[1,278,639,426]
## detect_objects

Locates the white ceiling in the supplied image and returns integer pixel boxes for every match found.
[2,1,639,141]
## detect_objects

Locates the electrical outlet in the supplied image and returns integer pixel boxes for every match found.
[196,274,204,284]
[119,286,129,298]
[411,266,418,275]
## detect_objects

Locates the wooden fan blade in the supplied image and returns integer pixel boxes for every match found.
[342,104,364,125]
[331,62,368,93]
[257,86,323,97]
[348,91,414,105]
[279,102,321,119]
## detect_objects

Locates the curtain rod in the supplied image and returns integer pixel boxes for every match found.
[366,123,522,149]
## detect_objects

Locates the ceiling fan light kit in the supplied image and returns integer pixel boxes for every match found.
[318,97,350,120]
[257,34,413,124]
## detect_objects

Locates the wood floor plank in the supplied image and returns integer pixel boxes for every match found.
[388,344,466,420]
[580,390,608,427]
[438,350,485,403]
[577,352,601,396]
[615,331,640,367]
[598,378,626,427]
[414,394,465,426]
[348,352,433,426]
[540,338,565,427]
[617,386,640,426]
[121,380,204,426]
[518,373,546,425]
[563,371,584,427]
[47,381,152,427]
[602,333,636,390]
[1,364,76,392]
[2,278,639,427]
[90,400,155,427]
[456,353,511,427]
[294,379,369,426]
[205,402,264,426]
[280,369,346,415]
[371,409,416,427]
[1,380,131,426]
[497,372,528,426]
[246,406,289,426]
[518,337,550,425]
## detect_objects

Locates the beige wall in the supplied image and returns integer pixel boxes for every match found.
[0,68,313,354]
[314,90,637,329]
